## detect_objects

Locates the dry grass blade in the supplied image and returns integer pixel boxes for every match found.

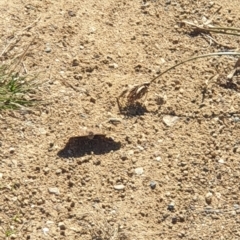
[227,58,240,79]
[181,20,240,36]
[117,52,240,114]
[117,82,150,113]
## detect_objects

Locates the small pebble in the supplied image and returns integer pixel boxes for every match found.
[233,204,240,210]
[205,192,213,204]
[108,118,122,125]
[149,181,156,189]
[45,47,51,53]
[120,155,128,161]
[58,222,66,230]
[137,145,144,151]
[0,173,3,179]
[163,115,179,127]
[55,169,62,174]
[168,202,175,211]
[10,234,17,239]
[218,159,224,164]
[68,10,76,17]
[90,97,96,103]
[48,187,60,195]
[227,17,233,23]
[209,1,214,7]
[128,150,134,155]
[172,216,177,224]
[9,147,15,154]
[74,73,83,80]
[109,63,118,68]
[72,59,79,66]
[233,117,240,122]
[43,167,50,174]
[155,156,162,162]
[42,227,49,235]
[135,167,144,175]
[114,184,125,190]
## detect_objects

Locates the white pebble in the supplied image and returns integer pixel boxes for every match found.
[135,167,144,175]
[114,184,125,190]
[48,187,60,195]
[163,115,179,127]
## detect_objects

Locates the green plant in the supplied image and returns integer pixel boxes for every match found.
[0,64,39,110]
[5,228,15,237]
[0,36,40,110]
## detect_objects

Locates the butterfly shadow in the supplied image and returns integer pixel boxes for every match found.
[58,135,121,158]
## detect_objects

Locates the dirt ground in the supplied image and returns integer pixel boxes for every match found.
[1,0,240,239]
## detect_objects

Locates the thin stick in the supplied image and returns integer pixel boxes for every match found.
[22,17,41,31]
[208,26,240,32]
[182,21,240,36]
[22,62,28,74]
[11,36,36,72]
[150,52,240,84]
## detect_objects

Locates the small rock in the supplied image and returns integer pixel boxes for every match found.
[79,45,84,50]
[48,187,60,195]
[135,167,144,175]
[74,74,83,80]
[90,97,96,103]
[155,156,162,162]
[10,234,17,239]
[108,118,122,125]
[141,2,150,9]
[43,168,50,174]
[120,154,128,161]
[93,159,101,165]
[89,26,96,33]
[233,204,240,210]
[205,192,213,204]
[58,222,66,230]
[0,173,3,179]
[114,184,125,190]
[218,159,224,164]
[227,17,233,23]
[172,216,177,224]
[163,115,179,127]
[45,47,51,53]
[55,169,62,174]
[42,227,49,235]
[149,181,156,189]
[168,202,175,211]
[209,1,215,7]
[68,10,76,17]
[68,181,74,187]
[70,201,75,208]
[72,59,79,66]
[109,63,118,69]
[38,127,47,135]
[128,150,134,155]
[9,147,15,154]
[137,145,144,151]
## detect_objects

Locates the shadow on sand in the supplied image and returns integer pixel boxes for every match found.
[58,135,121,158]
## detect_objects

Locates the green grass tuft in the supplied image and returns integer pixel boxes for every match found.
[0,64,39,110]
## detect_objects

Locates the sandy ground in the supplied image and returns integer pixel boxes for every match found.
[1,0,240,239]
